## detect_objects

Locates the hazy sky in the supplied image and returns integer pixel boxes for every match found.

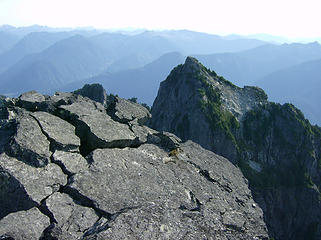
[0,0,320,38]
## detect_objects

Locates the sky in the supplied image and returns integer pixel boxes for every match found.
[0,0,320,38]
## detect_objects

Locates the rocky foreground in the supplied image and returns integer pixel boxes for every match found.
[0,85,268,239]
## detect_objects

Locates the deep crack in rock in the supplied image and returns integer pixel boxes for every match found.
[59,185,113,220]
[38,196,57,224]
[82,217,110,238]
[55,106,142,158]
[186,159,233,193]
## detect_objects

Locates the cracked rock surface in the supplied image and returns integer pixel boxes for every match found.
[0,85,269,239]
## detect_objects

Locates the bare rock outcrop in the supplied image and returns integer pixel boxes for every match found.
[0,84,269,239]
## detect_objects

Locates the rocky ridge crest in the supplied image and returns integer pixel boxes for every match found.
[0,84,268,239]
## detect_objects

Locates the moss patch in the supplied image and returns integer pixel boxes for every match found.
[198,75,239,145]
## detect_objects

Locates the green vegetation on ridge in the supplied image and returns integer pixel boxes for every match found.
[198,74,239,145]
[195,63,320,191]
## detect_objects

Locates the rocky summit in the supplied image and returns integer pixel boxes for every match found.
[0,84,268,239]
[150,57,321,240]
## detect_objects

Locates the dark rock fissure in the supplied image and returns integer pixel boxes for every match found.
[235,197,246,207]
[50,154,74,181]
[38,195,58,224]
[106,96,119,122]
[185,159,233,193]
[189,191,202,212]
[54,108,142,158]
[59,185,113,220]
[51,108,92,157]
[109,206,141,221]
[82,217,110,238]
[225,223,244,233]
[82,205,142,238]
[39,223,60,240]
[179,190,203,212]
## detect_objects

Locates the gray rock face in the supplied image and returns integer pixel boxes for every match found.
[0,153,66,204]
[16,90,46,112]
[8,112,51,167]
[52,151,88,174]
[58,99,138,154]
[0,85,268,239]
[31,111,80,151]
[73,83,108,105]
[0,207,50,240]
[150,57,321,240]
[107,96,151,124]
[46,192,99,239]
[69,142,267,239]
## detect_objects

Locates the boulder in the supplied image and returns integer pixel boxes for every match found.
[107,96,151,124]
[7,113,51,167]
[73,83,107,105]
[31,111,80,152]
[58,99,138,154]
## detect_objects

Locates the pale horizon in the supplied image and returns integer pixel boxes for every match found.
[1,0,321,39]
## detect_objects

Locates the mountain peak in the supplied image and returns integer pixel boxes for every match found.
[155,57,266,124]
[185,56,200,65]
[150,57,268,160]
[150,57,321,240]
[182,56,204,73]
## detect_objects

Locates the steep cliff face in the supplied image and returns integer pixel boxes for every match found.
[0,85,268,239]
[150,57,321,240]
[150,57,268,163]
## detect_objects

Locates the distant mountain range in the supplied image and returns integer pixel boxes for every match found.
[0,31,79,74]
[194,42,321,86]
[255,58,321,125]
[142,30,267,55]
[0,31,21,55]
[0,28,268,96]
[0,25,320,125]
[0,35,111,96]
[61,52,186,105]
